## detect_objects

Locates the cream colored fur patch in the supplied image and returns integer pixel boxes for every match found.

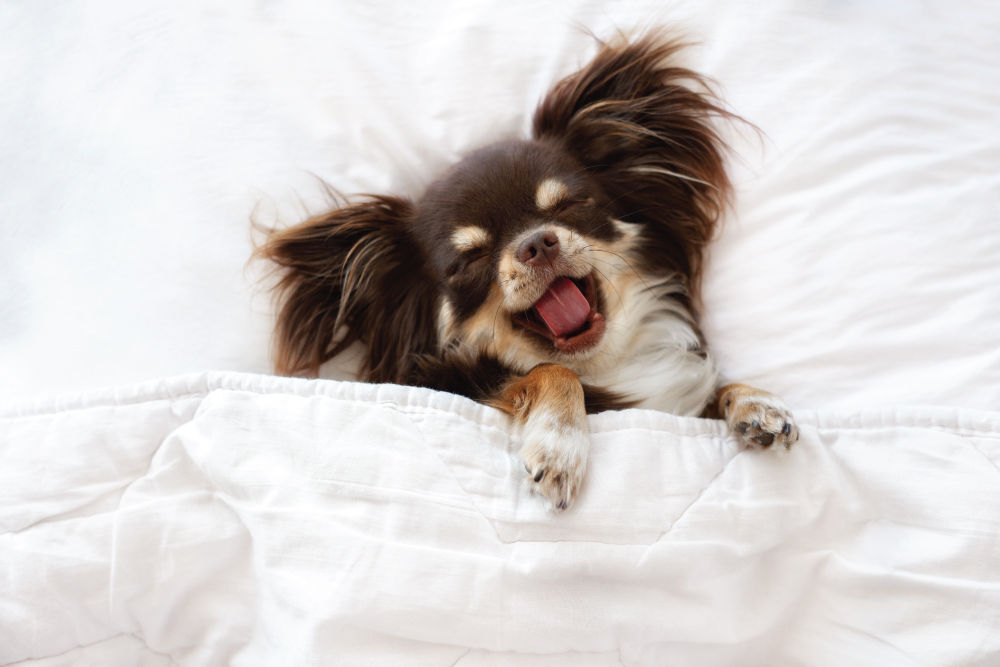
[535,178,569,211]
[451,226,490,252]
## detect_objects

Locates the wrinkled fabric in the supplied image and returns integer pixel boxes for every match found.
[2,372,999,666]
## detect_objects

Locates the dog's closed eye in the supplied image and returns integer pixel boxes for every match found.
[549,196,594,215]
[446,250,490,279]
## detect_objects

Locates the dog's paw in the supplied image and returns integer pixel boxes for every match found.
[493,364,590,511]
[519,421,589,512]
[718,384,799,449]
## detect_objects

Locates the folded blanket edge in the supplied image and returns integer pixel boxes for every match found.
[3,370,999,438]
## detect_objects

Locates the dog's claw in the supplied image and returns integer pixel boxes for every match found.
[520,432,588,512]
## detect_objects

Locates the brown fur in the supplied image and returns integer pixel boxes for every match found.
[255,196,438,382]
[489,364,585,424]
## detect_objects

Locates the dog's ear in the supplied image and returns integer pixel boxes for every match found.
[533,32,737,294]
[256,195,437,383]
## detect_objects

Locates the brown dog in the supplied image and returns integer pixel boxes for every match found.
[258,32,798,510]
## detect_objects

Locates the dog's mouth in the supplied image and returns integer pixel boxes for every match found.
[511,273,605,353]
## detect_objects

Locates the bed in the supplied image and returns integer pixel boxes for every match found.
[2,1,999,665]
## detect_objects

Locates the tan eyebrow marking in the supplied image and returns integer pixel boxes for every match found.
[451,225,491,252]
[611,218,640,246]
[535,178,569,211]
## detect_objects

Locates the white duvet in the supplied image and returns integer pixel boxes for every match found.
[3,0,1000,665]
[3,372,999,666]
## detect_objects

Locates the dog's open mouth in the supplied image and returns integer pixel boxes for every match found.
[511,273,605,353]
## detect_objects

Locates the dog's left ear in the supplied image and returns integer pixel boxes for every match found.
[533,32,737,291]
[256,195,438,383]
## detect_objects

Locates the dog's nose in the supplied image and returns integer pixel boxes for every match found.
[516,231,560,267]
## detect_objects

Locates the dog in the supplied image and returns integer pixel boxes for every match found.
[257,31,798,511]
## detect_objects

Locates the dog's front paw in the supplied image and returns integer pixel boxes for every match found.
[519,421,589,511]
[718,384,799,449]
[492,364,591,511]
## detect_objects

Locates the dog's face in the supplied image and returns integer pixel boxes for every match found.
[260,33,734,385]
[414,140,638,368]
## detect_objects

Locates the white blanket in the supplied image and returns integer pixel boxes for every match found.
[3,372,999,665]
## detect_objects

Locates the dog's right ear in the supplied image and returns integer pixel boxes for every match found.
[255,195,438,383]
[533,32,737,300]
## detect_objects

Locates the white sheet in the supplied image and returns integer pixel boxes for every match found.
[3,372,999,665]
[2,1,999,411]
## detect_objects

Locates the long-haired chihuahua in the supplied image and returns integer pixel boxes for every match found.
[257,31,798,511]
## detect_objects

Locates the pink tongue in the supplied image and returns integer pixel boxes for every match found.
[533,278,591,337]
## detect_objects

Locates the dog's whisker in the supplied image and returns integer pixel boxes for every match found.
[588,264,626,312]
[582,246,651,291]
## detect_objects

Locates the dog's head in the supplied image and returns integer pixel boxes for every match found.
[259,33,734,383]
[417,139,630,362]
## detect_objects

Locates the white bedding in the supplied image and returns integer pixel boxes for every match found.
[3,372,999,665]
[3,1,1000,665]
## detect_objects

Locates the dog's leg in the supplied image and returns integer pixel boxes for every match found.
[713,384,799,449]
[490,364,589,511]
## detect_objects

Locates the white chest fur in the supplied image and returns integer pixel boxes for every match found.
[573,278,718,416]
